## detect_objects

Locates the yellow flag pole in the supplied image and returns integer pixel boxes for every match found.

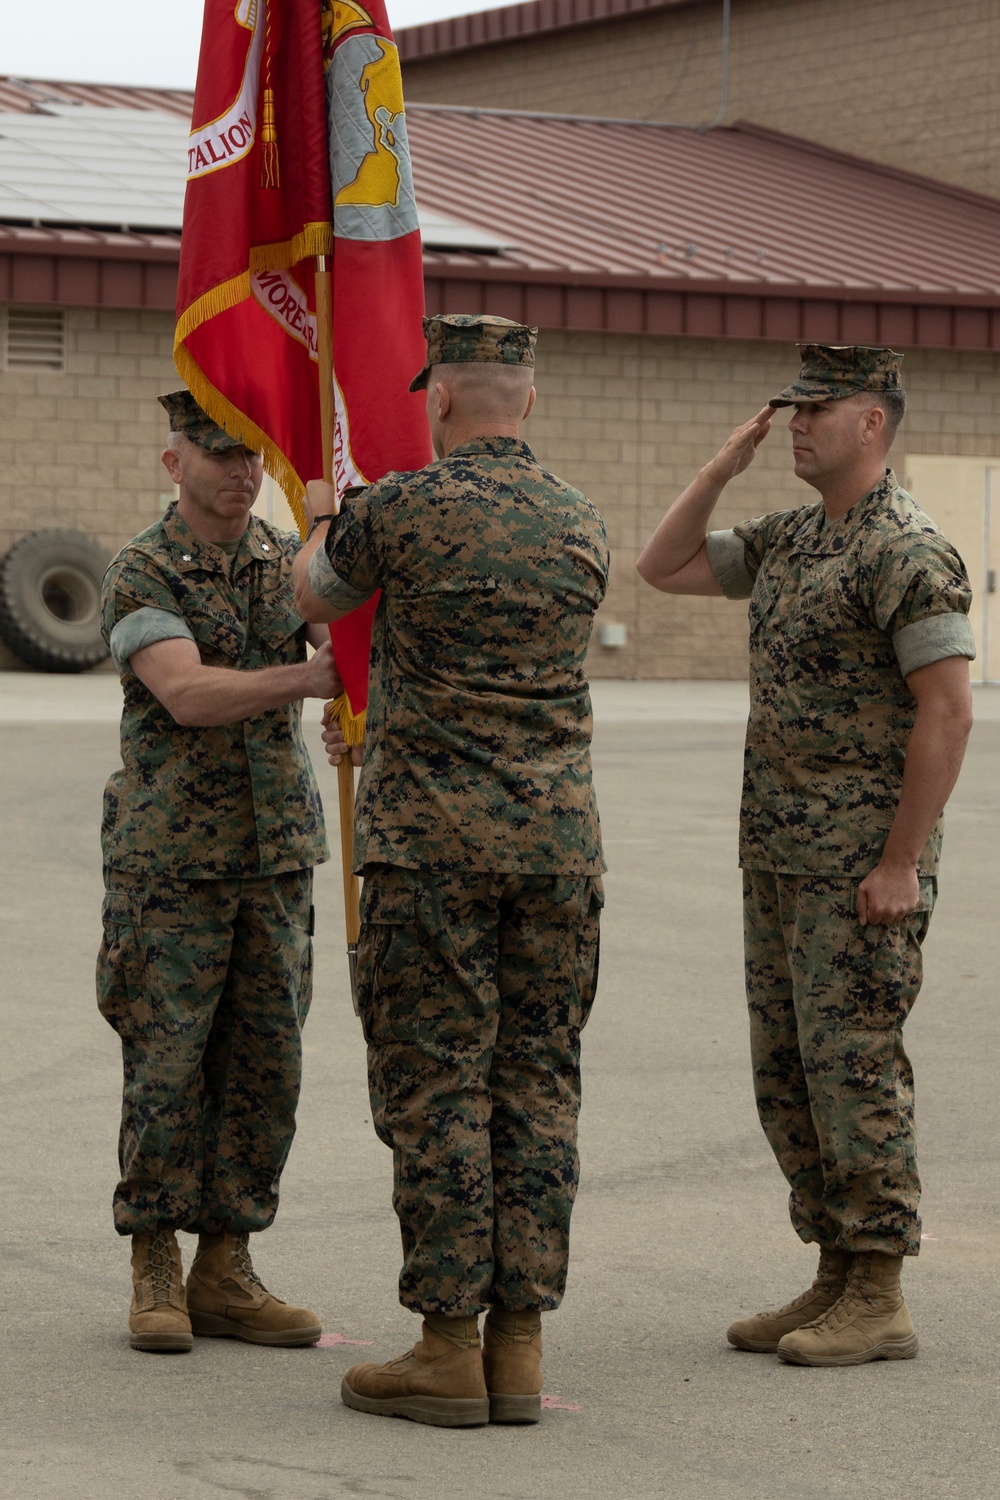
[315,251,361,1012]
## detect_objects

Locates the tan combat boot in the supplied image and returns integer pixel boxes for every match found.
[129,1229,192,1352]
[185,1232,321,1346]
[341,1320,490,1428]
[777,1250,917,1366]
[727,1247,851,1352]
[483,1309,543,1424]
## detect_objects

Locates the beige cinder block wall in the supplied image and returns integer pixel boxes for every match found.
[526,333,1000,680]
[0,306,179,669]
[0,306,179,557]
[3,311,998,677]
[403,0,1000,197]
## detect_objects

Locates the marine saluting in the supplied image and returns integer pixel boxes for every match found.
[637,344,976,1367]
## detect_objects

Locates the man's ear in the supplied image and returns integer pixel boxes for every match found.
[523,386,537,421]
[161,447,183,483]
[432,380,452,421]
[861,403,887,448]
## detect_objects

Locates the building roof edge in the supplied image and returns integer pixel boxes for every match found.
[398,0,703,61]
[732,121,1000,215]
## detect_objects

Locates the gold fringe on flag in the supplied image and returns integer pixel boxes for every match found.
[172,220,337,539]
[174,226,334,331]
[248,222,334,273]
[173,340,309,538]
[326,693,368,745]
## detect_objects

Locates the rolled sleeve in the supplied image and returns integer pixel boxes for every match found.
[307,544,375,612]
[109,606,194,672]
[706,529,755,599]
[893,613,977,678]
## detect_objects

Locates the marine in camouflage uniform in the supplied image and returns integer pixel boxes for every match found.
[637,345,975,1367]
[295,314,607,1425]
[97,391,333,1353]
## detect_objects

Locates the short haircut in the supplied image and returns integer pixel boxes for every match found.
[428,361,535,422]
[865,388,906,436]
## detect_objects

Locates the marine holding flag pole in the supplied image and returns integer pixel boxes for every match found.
[176,0,430,1002]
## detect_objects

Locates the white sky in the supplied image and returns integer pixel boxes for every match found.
[3,0,509,91]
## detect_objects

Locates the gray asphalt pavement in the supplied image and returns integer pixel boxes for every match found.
[1,673,998,1500]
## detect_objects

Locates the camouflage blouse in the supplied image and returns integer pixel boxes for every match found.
[311,436,609,874]
[706,471,975,876]
[101,505,328,879]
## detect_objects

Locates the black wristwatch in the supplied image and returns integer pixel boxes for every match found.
[308,513,336,538]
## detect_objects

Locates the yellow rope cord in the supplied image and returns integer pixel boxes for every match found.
[260,0,280,188]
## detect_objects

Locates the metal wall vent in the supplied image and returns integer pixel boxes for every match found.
[4,306,66,372]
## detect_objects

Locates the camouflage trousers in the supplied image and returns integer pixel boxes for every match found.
[96,868,313,1236]
[358,864,604,1316]
[743,869,935,1258]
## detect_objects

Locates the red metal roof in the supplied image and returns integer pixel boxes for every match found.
[398,0,692,61]
[2,82,1000,349]
[0,75,192,119]
[409,112,1000,296]
[408,109,1000,348]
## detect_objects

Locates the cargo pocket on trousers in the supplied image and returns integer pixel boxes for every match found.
[96,891,151,1037]
[358,880,420,1046]
[296,936,314,1028]
[574,877,605,1032]
[843,882,932,1032]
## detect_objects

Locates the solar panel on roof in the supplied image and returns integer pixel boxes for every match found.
[0,104,514,252]
[0,107,188,229]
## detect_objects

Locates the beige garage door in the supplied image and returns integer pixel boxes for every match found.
[902,457,1000,684]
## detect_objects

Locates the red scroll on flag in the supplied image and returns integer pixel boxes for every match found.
[175,0,430,742]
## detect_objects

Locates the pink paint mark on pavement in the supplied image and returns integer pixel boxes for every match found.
[317,1332,375,1348]
[541,1394,582,1412]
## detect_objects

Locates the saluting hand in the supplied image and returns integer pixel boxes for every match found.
[703,407,775,485]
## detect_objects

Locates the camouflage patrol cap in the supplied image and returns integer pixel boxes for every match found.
[409,314,538,393]
[157,390,249,452]
[769,345,904,407]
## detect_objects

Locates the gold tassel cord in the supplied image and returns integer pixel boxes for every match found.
[261,88,280,188]
[259,2,280,188]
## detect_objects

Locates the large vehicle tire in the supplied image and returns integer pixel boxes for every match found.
[0,529,111,672]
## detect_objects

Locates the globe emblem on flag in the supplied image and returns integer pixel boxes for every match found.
[329,34,419,242]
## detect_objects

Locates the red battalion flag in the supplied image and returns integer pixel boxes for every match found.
[175,0,430,741]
